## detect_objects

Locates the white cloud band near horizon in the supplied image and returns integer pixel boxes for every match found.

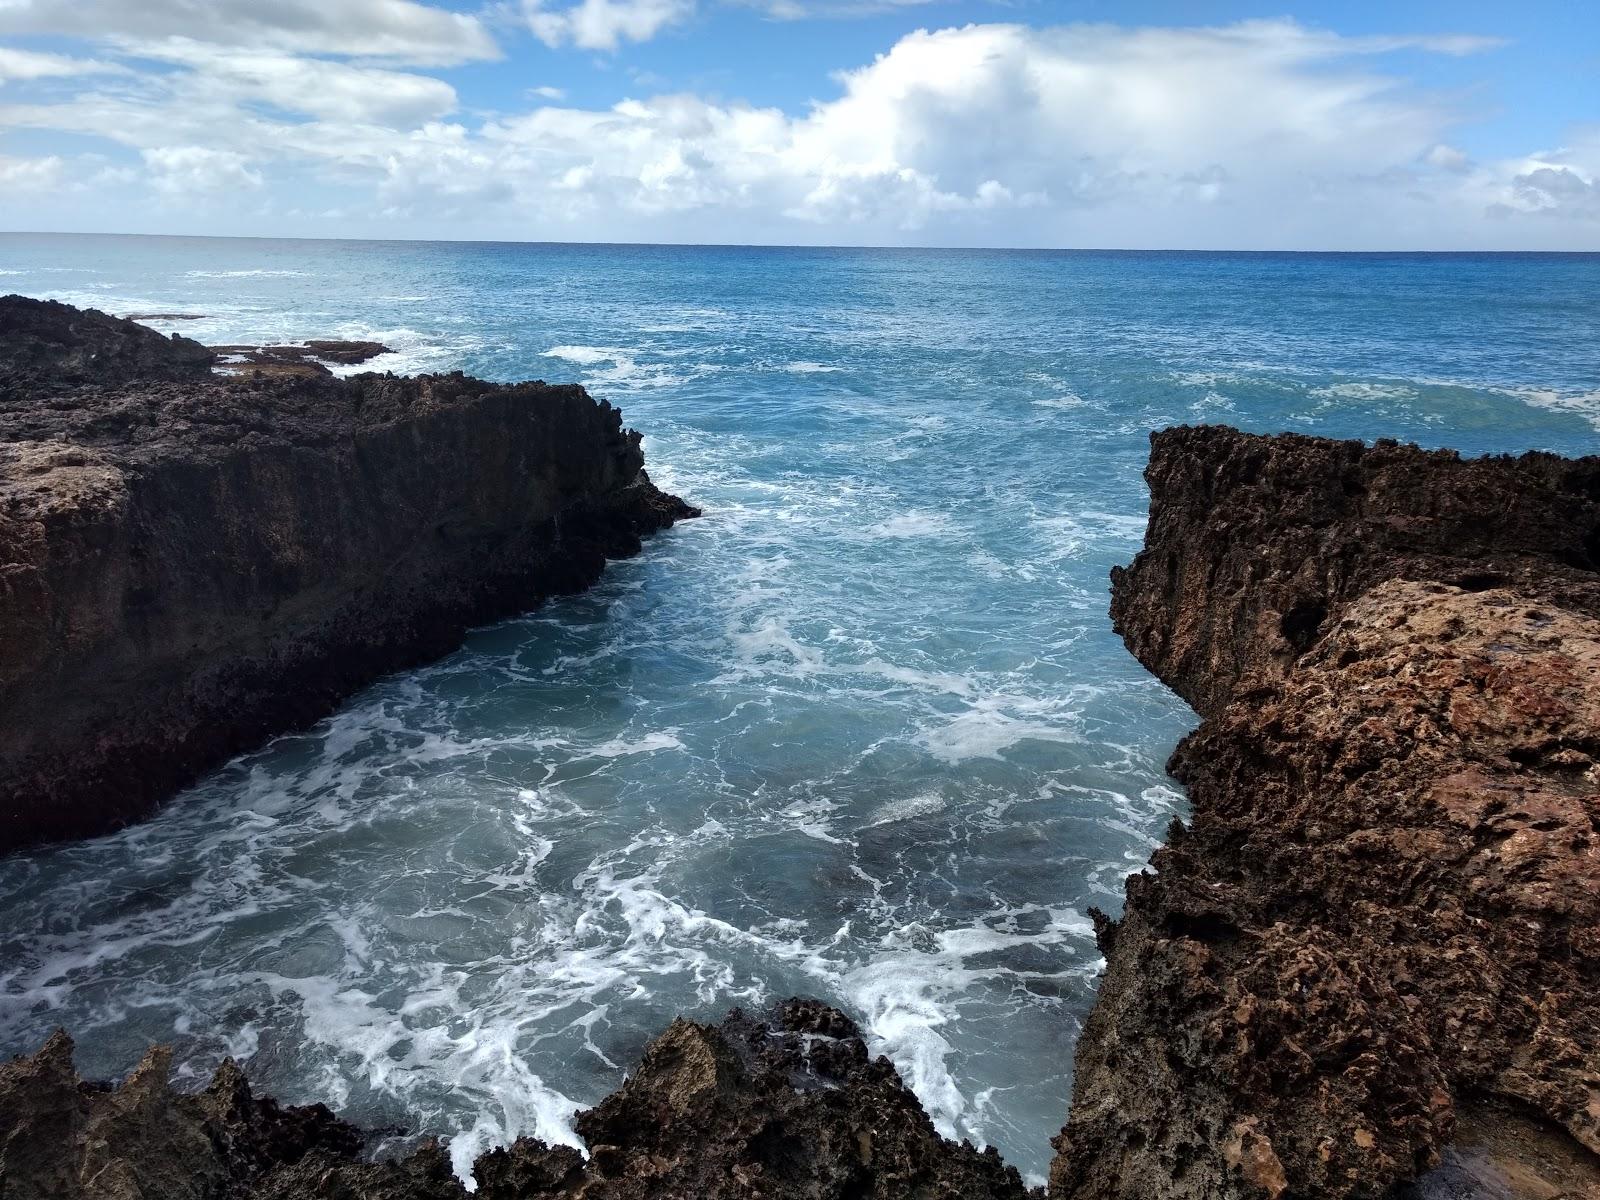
[0,4,1595,249]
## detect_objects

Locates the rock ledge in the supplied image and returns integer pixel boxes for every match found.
[0,295,697,852]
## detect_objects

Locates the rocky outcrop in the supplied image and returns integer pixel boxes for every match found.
[0,1001,1033,1200]
[0,296,696,852]
[2,295,214,382]
[1052,426,1600,1200]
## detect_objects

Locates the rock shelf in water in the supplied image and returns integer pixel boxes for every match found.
[0,295,697,852]
[210,340,394,378]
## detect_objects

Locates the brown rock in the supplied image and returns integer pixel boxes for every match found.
[0,297,698,852]
[1052,426,1600,1199]
[0,1031,361,1199]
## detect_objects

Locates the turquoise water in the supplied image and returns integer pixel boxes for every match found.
[1,235,1597,1184]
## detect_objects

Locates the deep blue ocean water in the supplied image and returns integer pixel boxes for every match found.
[0,235,1596,1184]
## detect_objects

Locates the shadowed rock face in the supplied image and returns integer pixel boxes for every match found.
[0,296,697,853]
[1052,426,1600,1200]
[0,1001,1034,1200]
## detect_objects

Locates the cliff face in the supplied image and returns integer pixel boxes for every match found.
[0,296,696,853]
[1053,426,1600,1199]
[0,1001,1033,1200]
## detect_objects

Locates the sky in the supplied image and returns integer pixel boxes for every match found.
[0,0,1596,249]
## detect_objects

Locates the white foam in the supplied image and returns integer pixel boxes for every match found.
[780,361,842,374]
[1501,386,1600,430]
[866,511,952,539]
[321,325,484,377]
[542,345,614,366]
[1032,393,1085,410]
[1169,369,1234,387]
[836,948,968,1136]
[728,615,825,674]
[184,269,310,278]
[915,696,1083,764]
[859,659,978,698]
[1308,381,1417,401]
[0,280,1209,1192]
[540,345,693,391]
[583,731,685,759]
[864,793,946,827]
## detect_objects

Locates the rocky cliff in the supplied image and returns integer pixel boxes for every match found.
[0,296,697,853]
[0,1001,1032,1200]
[1051,426,1600,1200]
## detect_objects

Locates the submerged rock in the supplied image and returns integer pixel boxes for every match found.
[210,340,393,377]
[0,1002,1034,1200]
[0,296,697,852]
[1053,426,1600,1200]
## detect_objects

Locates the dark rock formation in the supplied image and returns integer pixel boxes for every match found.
[546,999,1030,1199]
[0,1030,364,1200]
[2,295,214,382]
[0,1001,1033,1200]
[1052,426,1600,1200]
[0,296,696,853]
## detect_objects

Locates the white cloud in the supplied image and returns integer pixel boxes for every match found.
[0,152,62,190]
[1513,166,1598,214]
[125,38,458,125]
[0,46,119,83]
[469,19,1499,235]
[141,145,264,195]
[0,0,497,65]
[1486,130,1600,221]
[524,0,696,50]
[0,17,1595,247]
[1426,144,1471,172]
[742,0,953,18]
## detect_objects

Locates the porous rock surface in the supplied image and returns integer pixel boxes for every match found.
[1051,426,1600,1199]
[0,295,697,852]
[0,1001,1033,1200]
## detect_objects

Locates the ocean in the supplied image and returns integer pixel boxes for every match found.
[1,234,1596,1184]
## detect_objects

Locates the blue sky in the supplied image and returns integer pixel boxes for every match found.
[0,0,1596,248]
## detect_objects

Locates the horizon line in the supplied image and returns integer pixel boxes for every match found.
[2,229,1598,256]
